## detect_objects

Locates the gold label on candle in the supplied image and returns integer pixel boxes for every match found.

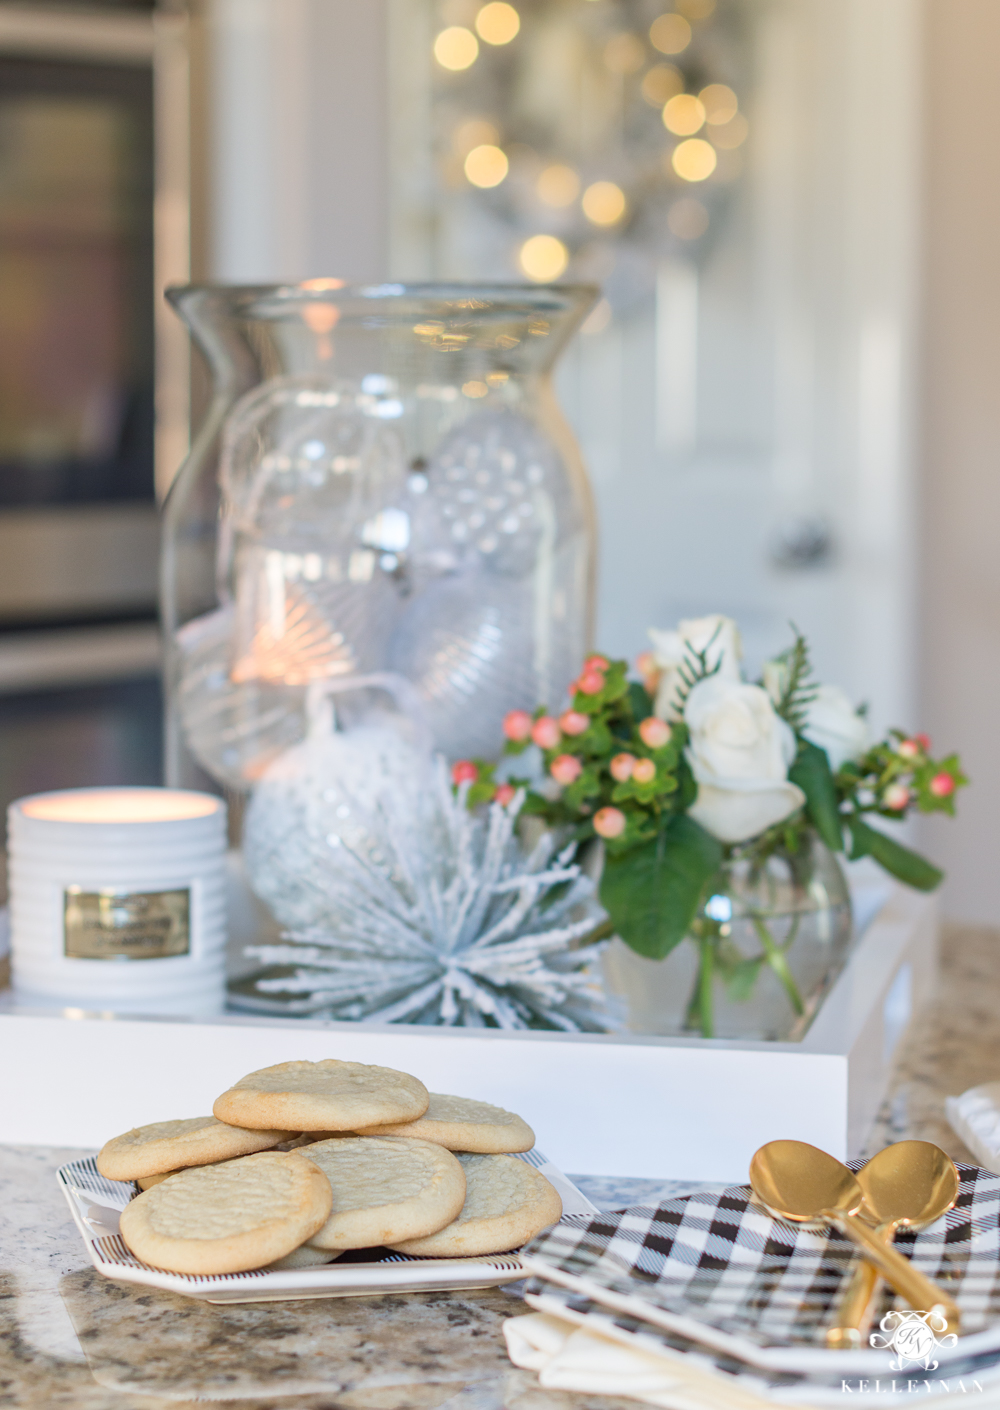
[63,887,191,961]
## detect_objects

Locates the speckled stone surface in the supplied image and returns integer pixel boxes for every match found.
[1,923,996,1407]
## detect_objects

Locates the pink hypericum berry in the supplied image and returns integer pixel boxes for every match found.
[452,760,478,785]
[495,783,517,806]
[897,738,920,760]
[577,669,605,695]
[632,758,656,784]
[593,806,627,839]
[884,783,910,811]
[531,715,561,749]
[584,654,609,671]
[930,772,956,797]
[610,752,635,782]
[560,710,590,736]
[916,732,932,751]
[635,650,660,686]
[550,754,583,785]
[503,710,533,742]
[639,717,670,749]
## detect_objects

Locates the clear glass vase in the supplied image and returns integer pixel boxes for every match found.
[602,833,853,1041]
[161,282,598,791]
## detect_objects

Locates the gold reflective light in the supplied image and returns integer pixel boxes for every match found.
[663,93,705,136]
[464,144,509,187]
[649,12,691,55]
[462,380,489,398]
[641,64,684,107]
[537,163,580,207]
[452,118,500,156]
[712,113,749,149]
[475,2,520,45]
[700,83,738,125]
[519,235,569,281]
[434,26,479,70]
[671,138,717,181]
[603,32,645,75]
[668,196,709,238]
[582,180,627,226]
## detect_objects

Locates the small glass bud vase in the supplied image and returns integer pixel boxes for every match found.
[161,282,598,792]
[603,832,853,1040]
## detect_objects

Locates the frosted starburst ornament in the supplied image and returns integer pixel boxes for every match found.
[242,761,616,1030]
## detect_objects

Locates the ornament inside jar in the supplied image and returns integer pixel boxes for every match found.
[242,673,434,931]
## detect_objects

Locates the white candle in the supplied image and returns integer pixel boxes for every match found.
[8,787,227,1017]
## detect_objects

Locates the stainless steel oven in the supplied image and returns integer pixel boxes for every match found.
[0,1,188,812]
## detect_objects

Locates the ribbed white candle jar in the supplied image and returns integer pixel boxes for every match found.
[8,787,227,1016]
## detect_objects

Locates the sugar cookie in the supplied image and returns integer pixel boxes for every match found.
[119,1150,332,1275]
[97,1116,294,1181]
[266,1245,341,1270]
[213,1059,429,1132]
[357,1093,534,1153]
[302,1136,466,1250]
[389,1153,561,1257]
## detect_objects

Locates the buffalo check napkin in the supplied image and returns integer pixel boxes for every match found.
[503,1165,1000,1409]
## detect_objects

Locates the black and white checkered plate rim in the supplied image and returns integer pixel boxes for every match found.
[520,1163,1000,1378]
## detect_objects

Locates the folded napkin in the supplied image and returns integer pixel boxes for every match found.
[946,1082,1000,1174]
[510,1172,1000,1408]
[504,1312,808,1410]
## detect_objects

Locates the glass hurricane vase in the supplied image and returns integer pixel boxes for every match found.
[602,832,853,1041]
[161,282,598,792]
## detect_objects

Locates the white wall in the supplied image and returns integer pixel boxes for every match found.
[917,0,1000,923]
[207,0,388,283]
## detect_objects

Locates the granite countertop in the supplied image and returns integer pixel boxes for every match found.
[1,922,995,1410]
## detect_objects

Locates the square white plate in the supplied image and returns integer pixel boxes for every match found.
[58,1149,597,1304]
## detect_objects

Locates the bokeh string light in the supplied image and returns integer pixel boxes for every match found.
[428,0,748,302]
[475,2,520,45]
[519,234,569,281]
[434,25,479,70]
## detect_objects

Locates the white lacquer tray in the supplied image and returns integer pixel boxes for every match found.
[58,1149,597,1304]
[4,883,935,1181]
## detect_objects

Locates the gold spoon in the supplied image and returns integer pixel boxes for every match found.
[825,1141,959,1349]
[749,1140,961,1336]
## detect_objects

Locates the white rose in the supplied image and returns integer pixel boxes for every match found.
[802,684,869,773]
[684,676,806,844]
[649,614,742,720]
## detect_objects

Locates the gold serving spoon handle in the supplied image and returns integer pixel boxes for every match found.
[825,1220,893,1350]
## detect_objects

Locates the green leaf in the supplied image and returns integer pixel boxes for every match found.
[628,681,653,721]
[599,816,724,960]
[846,815,943,891]
[563,769,602,810]
[789,741,843,853]
[675,753,698,812]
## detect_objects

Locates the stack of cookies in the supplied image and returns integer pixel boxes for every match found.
[97,1058,562,1276]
